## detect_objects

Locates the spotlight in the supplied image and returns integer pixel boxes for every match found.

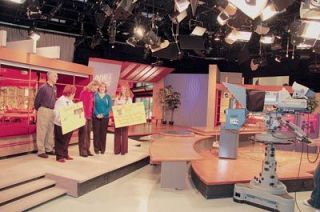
[225,29,252,44]
[217,3,237,26]
[296,42,313,49]
[302,21,320,39]
[274,55,282,63]
[260,4,279,21]
[254,25,270,35]
[260,35,275,44]
[300,0,320,20]
[133,25,146,39]
[28,29,40,41]
[9,0,26,3]
[170,10,188,24]
[228,0,268,19]
[214,36,221,41]
[290,20,320,40]
[191,26,207,36]
[26,0,42,19]
[175,0,190,13]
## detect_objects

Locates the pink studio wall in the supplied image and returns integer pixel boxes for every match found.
[164,74,208,127]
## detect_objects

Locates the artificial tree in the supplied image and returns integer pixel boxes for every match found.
[159,85,181,125]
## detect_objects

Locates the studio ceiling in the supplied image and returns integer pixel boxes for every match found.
[0,0,319,69]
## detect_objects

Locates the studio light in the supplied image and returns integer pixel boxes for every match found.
[175,0,190,13]
[300,0,320,20]
[170,10,188,24]
[133,25,146,39]
[274,55,282,63]
[217,3,237,26]
[28,29,40,41]
[191,26,207,36]
[9,0,26,3]
[228,0,268,19]
[260,4,279,21]
[260,35,275,44]
[302,21,320,39]
[225,29,252,44]
[296,42,313,49]
[255,25,270,35]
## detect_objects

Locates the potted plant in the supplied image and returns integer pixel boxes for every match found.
[159,87,169,124]
[164,86,181,125]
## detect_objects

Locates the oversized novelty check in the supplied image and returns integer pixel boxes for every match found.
[60,102,85,134]
[113,102,146,128]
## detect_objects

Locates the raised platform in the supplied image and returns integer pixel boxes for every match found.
[0,134,149,198]
[108,123,186,137]
[191,139,318,199]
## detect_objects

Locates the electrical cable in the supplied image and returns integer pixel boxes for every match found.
[294,142,304,212]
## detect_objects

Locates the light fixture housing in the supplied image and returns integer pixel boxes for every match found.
[260,4,279,21]
[9,0,26,3]
[175,0,190,13]
[260,35,275,44]
[300,0,320,20]
[228,0,268,19]
[191,26,207,36]
[301,21,320,39]
[225,29,252,44]
[133,25,146,39]
[28,30,40,41]
[171,10,188,24]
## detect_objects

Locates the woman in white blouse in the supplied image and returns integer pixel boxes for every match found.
[54,85,76,163]
[114,85,132,155]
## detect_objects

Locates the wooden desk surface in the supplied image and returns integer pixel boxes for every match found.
[150,136,205,163]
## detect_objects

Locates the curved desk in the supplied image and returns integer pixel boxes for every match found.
[150,134,207,189]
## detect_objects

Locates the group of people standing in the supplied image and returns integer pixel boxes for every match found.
[34,71,132,163]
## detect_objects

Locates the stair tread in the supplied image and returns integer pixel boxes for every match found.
[0,173,45,190]
[0,178,56,205]
[0,187,66,211]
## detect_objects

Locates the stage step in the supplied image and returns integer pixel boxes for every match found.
[0,173,45,190]
[0,178,56,206]
[0,187,66,211]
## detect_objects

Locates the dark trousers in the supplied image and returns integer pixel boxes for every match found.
[78,119,92,156]
[54,125,73,160]
[114,127,128,155]
[92,116,109,153]
[310,164,320,209]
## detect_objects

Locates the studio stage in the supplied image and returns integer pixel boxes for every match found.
[0,123,319,210]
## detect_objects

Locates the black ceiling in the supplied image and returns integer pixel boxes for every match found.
[1,0,320,90]
[0,0,304,59]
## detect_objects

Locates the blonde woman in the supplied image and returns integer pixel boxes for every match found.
[114,85,132,155]
[78,80,100,157]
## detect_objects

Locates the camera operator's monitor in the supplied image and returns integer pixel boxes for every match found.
[246,90,265,112]
[264,91,278,105]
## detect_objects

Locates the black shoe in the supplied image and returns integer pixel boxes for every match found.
[38,153,48,158]
[46,151,55,156]
[94,150,99,154]
[80,154,88,157]
[88,153,94,156]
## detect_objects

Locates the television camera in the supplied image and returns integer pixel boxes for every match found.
[221,82,316,212]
